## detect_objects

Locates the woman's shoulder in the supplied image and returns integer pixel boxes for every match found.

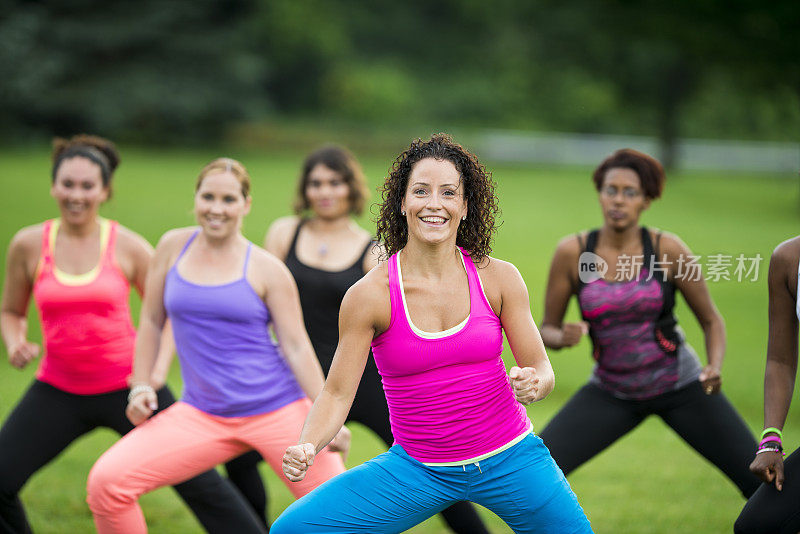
[268,215,302,236]
[114,224,154,257]
[352,260,389,294]
[264,215,301,257]
[555,231,588,255]
[647,228,691,258]
[471,255,525,288]
[6,224,45,269]
[342,261,390,314]
[772,236,800,262]
[248,241,287,270]
[152,226,198,255]
[8,223,45,251]
[770,236,800,279]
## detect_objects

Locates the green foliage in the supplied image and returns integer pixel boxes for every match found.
[0,1,796,144]
[0,0,267,141]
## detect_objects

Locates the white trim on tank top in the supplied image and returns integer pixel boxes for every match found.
[422,420,533,467]
[396,250,470,339]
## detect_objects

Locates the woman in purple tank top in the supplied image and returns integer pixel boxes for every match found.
[272,134,592,533]
[538,149,760,501]
[86,158,348,534]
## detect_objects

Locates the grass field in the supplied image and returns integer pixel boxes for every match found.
[0,144,798,533]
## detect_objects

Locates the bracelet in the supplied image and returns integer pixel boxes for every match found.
[755,447,784,456]
[760,427,783,441]
[759,435,782,448]
[127,384,155,403]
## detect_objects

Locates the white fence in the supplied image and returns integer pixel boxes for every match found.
[476,130,800,173]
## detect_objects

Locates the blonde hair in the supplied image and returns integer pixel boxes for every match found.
[195,158,250,198]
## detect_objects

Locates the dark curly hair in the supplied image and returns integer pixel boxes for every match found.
[592,148,665,200]
[376,133,500,261]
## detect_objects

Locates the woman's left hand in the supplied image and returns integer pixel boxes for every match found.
[509,366,542,405]
[328,425,351,462]
[699,364,722,395]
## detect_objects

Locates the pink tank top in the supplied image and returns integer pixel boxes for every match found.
[33,219,135,394]
[371,248,530,463]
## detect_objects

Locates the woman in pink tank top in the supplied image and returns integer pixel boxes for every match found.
[0,135,262,533]
[273,134,592,533]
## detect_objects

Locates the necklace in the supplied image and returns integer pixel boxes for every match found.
[318,242,329,257]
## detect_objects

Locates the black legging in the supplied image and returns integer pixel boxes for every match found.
[735,448,800,534]
[226,359,490,534]
[538,380,761,498]
[0,380,264,534]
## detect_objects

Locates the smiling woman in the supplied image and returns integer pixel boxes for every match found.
[0,136,263,533]
[271,134,592,533]
[84,157,348,534]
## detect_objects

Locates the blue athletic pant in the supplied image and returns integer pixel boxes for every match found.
[271,433,592,533]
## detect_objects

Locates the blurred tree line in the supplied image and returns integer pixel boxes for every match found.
[0,0,797,160]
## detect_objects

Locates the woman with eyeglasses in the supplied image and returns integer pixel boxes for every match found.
[537,148,760,498]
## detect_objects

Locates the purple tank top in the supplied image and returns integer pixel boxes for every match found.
[164,231,304,417]
[578,228,693,400]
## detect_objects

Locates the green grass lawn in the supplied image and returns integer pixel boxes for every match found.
[0,144,797,533]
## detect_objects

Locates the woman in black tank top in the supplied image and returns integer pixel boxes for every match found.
[224,145,490,533]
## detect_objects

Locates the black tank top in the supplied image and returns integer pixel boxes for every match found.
[285,219,373,373]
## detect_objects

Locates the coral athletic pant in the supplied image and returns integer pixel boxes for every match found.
[87,398,345,534]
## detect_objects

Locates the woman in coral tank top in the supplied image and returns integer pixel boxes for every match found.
[272,134,592,533]
[0,135,262,533]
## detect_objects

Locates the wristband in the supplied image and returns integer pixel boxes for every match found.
[759,435,782,448]
[760,427,783,441]
[128,384,155,403]
[755,447,784,456]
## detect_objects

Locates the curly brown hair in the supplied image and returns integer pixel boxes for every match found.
[51,134,120,198]
[376,133,500,261]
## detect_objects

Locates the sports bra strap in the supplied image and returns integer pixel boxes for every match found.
[640,226,655,261]
[584,229,600,253]
[103,220,118,264]
[176,230,200,262]
[40,219,54,265]
[287,219,306,260]
[576,232,585,251]
[243,242,253,276]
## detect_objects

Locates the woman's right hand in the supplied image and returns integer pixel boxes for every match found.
[8,340,40,369]
[126,388,158,426]
[282,443,316,482]
[749,451,785,491]
[559,322,588,347]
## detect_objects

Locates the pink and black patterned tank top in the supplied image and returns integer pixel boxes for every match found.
[577,227,701,400]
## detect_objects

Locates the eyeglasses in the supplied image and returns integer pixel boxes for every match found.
[600,186,643,200]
